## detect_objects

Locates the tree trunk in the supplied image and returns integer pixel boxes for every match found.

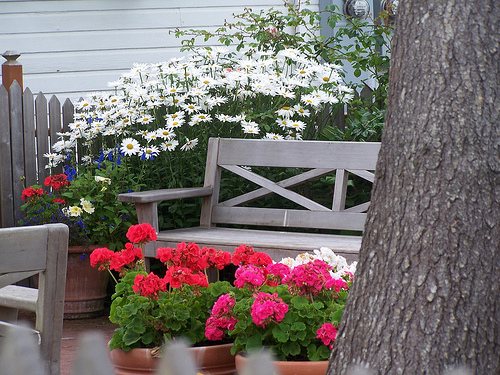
[327,1,500,374]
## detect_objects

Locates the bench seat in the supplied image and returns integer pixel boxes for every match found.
[155,226,362,263]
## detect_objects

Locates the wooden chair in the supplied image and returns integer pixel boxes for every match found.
[0,223,69,375]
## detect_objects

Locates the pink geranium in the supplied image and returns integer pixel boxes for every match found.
[234,264,266,290]
[250,292,288,328]
[316,323,339,349]
[205,294,238,341]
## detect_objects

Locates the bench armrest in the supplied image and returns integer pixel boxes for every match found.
[118,187,213,204]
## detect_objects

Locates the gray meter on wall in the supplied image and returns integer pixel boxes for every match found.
[343,0,370,18]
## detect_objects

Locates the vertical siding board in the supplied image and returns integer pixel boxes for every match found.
[9,82,25,225]
[35,93,49,185]
[0,85,14,227]
[23,88,37,188]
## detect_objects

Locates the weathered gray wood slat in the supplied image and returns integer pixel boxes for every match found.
[219,168,336,207]
[9,82,26,223]
[62,98,73,133]
[153,227,362,263]
[347,168,375,183]
[217,138,380,169]
[0,226,48,274]
[200,137,221,227]
[212,206,367,231]
[23,88,37,187]
[0,284,38,310]
[221,164,330,212]
[0,85,14,228]
[344,201,371,213]
[117,187,212,204]
[332,168,349,211]
[35,92,49,185]
[48,96,63,175]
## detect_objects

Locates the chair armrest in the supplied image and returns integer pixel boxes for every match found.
[118,187,213,204]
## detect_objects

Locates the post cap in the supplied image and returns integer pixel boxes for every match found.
[2,51,21,64]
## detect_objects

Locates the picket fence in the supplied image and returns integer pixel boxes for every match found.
[0,81,73,228]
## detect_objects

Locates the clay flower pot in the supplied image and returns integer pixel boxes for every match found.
[64,245,110,319]
[235,353,329,375]
[109,343,235,375]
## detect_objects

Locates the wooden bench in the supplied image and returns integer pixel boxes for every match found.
[0,223,69,375]
[118,138,380,264]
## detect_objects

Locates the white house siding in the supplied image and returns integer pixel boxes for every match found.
[0,0,320,101]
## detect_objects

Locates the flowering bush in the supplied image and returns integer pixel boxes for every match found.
[45,47,353,230]
[18,160,137,249]
[205,246,355,361]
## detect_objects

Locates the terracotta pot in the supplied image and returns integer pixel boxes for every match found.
[235,353,328,375]
[109,343,235,375]
[64,245,110,319]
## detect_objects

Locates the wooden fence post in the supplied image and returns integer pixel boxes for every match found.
[2,51,23,91]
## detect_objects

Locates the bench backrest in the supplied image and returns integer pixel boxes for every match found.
[200,138,381,232]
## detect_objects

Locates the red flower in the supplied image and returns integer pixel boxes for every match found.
[89,247,115,271]
[284,260,333,297]
[52,198,66,204]
[205,247,232,270]
[126,223,157,244]
[156,242,208,271]
[44,174,70,190]
[110,243,143,273]
[248,252,273,267]
[232,244,255,266]
[21,187,44,201]
[133,273,167,299]
[164,266,208,289]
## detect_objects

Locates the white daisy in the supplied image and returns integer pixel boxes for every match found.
[160,139,179,151]
[276,106,295,118]
[141,145,160,160]
[120,138,141,156]
[264,133,284,140]
[180,138,198,151]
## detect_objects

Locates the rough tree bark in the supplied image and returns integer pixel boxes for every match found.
[327,0,500,374]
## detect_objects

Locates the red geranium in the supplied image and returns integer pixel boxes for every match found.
[126,223,157,244]
[232,244,255,266]
[133,273,167,299]
[21,187,44,201]
[44,174,70,190]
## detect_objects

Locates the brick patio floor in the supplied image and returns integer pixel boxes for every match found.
[19,309,117,375]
